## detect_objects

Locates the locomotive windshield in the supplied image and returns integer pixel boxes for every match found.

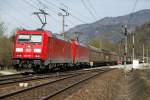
[18,34,42,43]
[18,35,30,42]
[30,35,42,43]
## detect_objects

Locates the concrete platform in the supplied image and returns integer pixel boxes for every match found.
[0,70,17,75]
[109,63,150,70]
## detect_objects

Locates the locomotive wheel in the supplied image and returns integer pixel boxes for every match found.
[14,65,20,71]
[15,63,22,71]
[33,65,41,73]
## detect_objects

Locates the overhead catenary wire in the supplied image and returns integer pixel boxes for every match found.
[22,0,59,29]
[1,1,31,28]
[40,0,75,26]
[43,0,88,24]
[0,11,27,28]
[53,0,93,22]
[37,0,59,13]
[36,0,59,21]
[35,0,66,23]
[4,0,39,26]
[3,0,89,33]
[23,0,39,10]
[121,0,139,33]
[87,0,100,19]
[80,0,97,21]
[44,0,60,9]
[69,14,87,24]
[126,0,139,26]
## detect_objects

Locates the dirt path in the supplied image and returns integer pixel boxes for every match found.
[138,69,150,100]
[65,69,146,100]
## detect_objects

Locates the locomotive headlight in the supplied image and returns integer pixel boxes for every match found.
[16,54,22,57]
[16,48,23,52]
[34,48,41,53]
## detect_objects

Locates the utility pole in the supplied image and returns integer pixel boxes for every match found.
[58,8,69,39]
[132,34,135,61]
[122,25,128,71]
[132,33,135,70]
[73,32,83,42]
[121,24,128,78]
[147,47,148,63]
[120,38,123,58]
[143,44,145,64]
[99,39,102,50]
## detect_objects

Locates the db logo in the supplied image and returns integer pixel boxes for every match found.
[26,49,31,52]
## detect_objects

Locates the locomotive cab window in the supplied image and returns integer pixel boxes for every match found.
[18,34,42,43]
[18,35,30,42]
[30,35,42,43]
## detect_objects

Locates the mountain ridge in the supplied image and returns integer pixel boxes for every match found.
[66,9,150,43]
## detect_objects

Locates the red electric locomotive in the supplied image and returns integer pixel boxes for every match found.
[12,10,122,72]
[12,29,90,71]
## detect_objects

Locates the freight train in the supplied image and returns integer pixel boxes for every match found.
[12,29,124,72]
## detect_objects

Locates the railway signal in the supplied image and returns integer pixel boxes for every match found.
[122,25,128,70]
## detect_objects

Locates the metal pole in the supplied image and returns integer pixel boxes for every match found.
[62,15,65,33]
[124,25,128,71]
[125,35,127,67]
[58,8,69,39]
[132,34,135,70]
[147,47,148,63]
[132,34,135,60]
[143,44,144,64]
[122,25,128,78]
[120,39,123,58]
[99,39,101,49]
[148,49,149,63]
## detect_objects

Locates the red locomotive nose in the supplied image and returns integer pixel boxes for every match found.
[13,30,44,59]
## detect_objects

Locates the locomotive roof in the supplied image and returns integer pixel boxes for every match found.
[51,33,88,47]
[17,29,90,48]
[17,29,53,37]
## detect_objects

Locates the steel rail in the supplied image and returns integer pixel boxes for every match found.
[0,71,92,99]
[0,68,112,99]
[0,70,92,85]
[0,72,36,81]
[42,69,112,100]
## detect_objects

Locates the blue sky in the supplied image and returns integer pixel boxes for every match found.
[0,0,150,35]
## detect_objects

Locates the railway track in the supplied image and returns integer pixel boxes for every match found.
[0,67,107,84]
[0,69,95,85]
[0,73,26,81]
[0,68,112,100]
[0,68,96,82]
[0,69,97,96]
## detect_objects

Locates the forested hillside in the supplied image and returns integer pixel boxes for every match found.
[67,9,150,43]
[127,23,150,58]
[89,22,150,59]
